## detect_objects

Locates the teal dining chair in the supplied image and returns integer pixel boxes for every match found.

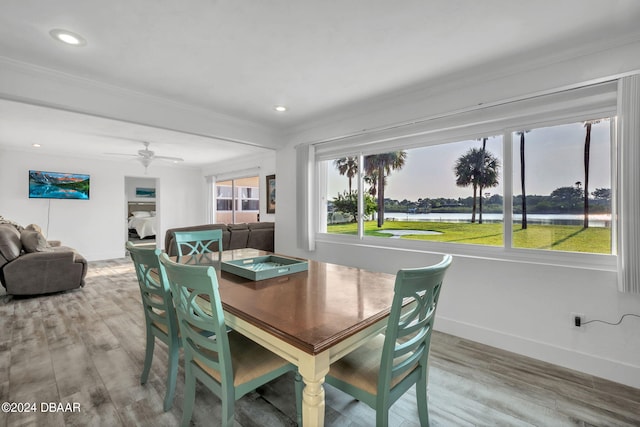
[173,229,223,261]
[126,241,181,411]
[325,254,452,427]
[158,253,302,427]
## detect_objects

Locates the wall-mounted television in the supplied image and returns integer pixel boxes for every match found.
[29,170,90,200]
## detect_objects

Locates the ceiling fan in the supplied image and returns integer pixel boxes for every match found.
[104,141,184,173]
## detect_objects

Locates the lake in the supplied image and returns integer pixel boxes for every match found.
[29,183,89,200]
[383,212,612,227]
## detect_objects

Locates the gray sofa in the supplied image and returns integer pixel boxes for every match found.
[0,224,87,295]
[164,222,274,257]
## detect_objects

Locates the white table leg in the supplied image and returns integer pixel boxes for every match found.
[302,376,325,427]
[299,352,329,427]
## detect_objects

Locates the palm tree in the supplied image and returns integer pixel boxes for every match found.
[364,151,407,227]
[454,148,500,223]
[582,120,601,229]
[516,131,529,229]
[478,137,488,224]
[364,170,378,197]
[333,157,359,193]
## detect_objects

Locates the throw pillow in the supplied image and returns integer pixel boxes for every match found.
[20,230,52,253]
[25,223,43,234]
[131,211,151,218]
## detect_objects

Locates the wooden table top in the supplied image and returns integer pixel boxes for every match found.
[182,249,398,355]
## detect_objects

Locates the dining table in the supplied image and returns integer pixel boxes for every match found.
[179,248,400,427]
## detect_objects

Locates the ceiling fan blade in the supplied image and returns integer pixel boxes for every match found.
[102,142,182,165]
[103,153,139,157]
[154,155,184,162]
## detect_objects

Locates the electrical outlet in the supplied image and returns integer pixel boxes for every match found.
[571,312,585,329]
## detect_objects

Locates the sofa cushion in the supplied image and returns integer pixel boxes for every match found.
[248,222,274,230]
[20,230,52,253]
[0,224,22,263]
[247,222,275,252]
[228,223,250,250]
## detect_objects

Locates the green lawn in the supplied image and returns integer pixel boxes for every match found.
[326,221,611,254]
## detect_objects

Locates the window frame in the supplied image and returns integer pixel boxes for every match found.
[214,176,260,224]
[313,85,618,271]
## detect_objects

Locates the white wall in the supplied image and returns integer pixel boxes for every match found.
[125,177,156,202]
[0,148,204,260]
[276,41,640,388]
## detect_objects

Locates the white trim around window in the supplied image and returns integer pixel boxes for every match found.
[304,80,624,274]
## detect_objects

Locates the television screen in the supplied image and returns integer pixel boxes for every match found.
[29,170,90,200]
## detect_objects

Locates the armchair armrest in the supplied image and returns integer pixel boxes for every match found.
[3,249,87,295]
[11,249,76,263]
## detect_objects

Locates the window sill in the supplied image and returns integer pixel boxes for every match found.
[315,233,617,272]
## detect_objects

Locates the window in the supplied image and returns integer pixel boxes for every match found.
[326,157,359,232]
[323,137,504,246]
[313,82,617,261]
[215,176,260,224]
[512,120,612,254]
[216,183,234,214]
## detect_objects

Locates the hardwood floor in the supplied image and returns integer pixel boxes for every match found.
[1,258,639,426]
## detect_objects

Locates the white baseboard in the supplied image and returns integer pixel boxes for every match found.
[435,316,640,390]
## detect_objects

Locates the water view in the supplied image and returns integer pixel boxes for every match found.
[28,184,90,200]
[384,212,612,227]
[326,120,613,254]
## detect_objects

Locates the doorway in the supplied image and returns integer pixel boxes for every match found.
[125,176,159,247]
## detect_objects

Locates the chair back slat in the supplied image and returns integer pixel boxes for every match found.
[174,229,223,260]
[390,344,425,379]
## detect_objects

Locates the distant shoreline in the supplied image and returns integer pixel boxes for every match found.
[382,212,611,227]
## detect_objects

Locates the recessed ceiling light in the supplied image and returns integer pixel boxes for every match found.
[32,143,41,148]
[49,29,87,46]
[274,105,287,112]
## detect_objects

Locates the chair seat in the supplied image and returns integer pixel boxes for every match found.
[328,334,416,396]
[194,331,291,387]
[152,319,170,335]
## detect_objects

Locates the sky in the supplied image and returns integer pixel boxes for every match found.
[326,120,611,202]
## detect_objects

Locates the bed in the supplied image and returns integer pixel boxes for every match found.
[128,203,156,239]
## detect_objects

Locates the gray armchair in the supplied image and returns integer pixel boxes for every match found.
[0,224,87,295]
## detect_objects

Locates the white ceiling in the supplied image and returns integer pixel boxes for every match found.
[1,0,640,167]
